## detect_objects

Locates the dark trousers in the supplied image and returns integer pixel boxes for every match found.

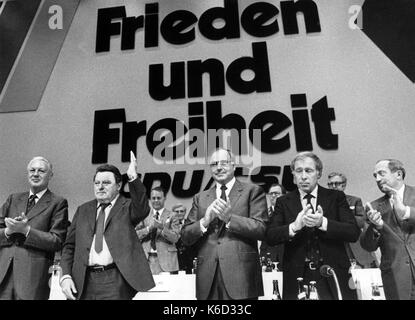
[0,263,22,300]
[206,264,258,300]
[207,264,232,300]
[80,267,136,300]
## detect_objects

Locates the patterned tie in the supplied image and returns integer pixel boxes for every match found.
[150,211,159,250]
[26,194,37,214]
[95,203,110,253]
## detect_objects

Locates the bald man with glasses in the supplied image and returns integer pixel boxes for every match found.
[181,148,268,300]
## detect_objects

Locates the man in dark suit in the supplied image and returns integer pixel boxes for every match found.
[171,203,197,274]
[60,153,154,300]
[265,152,360,300]
[260,183,286,267]
[360,159,415,300]
[0,156,68,300]
[327,172,377,268]
[181,148,268,300]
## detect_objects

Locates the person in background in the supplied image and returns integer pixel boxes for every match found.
[172,203,197,274]
[265,152,360,300]
[60,153,154,300]
[327,172,377,268]
[0,156,68,300]
[181,148,268,300]
[260,183,286,266]
[361,159,415,300]
[136,187,180,274]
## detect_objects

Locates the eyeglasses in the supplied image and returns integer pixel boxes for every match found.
[327,182,345,187]
[174,210,185,213]
[209,160,232,168]
[268,192,282,197]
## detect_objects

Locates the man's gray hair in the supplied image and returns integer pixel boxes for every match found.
[27,156,53,172]
[290,152,323,173]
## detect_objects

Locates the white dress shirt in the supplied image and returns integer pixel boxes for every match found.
[391,184,410,219]
[200,177,236,232]
[60,195,120,285]
[88,195,119,266]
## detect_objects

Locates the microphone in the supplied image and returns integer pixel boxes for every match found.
[319,265,343,300]
[319,265,334,277]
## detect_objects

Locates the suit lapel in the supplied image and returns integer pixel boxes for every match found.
[378,196,405,241]
[228,179,243,209]
[316,186,330,218]
[16,193,29,218]
[26,190,52,220]
[204,186,216,212]
[104,195,126,230]
[402,185,413,239]
[288,189,303,218]
[87,200,98,233]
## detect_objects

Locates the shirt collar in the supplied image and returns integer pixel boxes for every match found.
[299,185,318,200]
[216,177,236,192]
[97,194,119,209]
[29,188,48,200]
[153,207,165,215]
[395,184,405,200]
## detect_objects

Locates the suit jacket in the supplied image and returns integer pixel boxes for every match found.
[181,179,268,300]
[360,185,415,300]
[345,194,376,267]
[0,190,68,299]
[60,178,155,298]
[260,206,284,265]
[136,208,180,272]
[265,186,360,300]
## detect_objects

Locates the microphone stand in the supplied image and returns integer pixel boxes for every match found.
[331,269,343,300]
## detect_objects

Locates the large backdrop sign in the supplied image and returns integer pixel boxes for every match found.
[1,0,414,218]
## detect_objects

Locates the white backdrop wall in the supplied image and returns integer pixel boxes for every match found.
[0,0,414,219]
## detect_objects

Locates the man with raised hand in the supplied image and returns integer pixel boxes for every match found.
[60,152,154,300]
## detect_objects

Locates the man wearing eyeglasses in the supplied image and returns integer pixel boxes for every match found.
[181,148,268,300]
[327,172,377,269]
[265,152,360,300]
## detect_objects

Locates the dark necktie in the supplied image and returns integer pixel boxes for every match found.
[95,203,110,253]
[150,211,159,250]
[303,193,321,265]
[216,185,227,231]
[304,193,314,213]
[26,194,37,214]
